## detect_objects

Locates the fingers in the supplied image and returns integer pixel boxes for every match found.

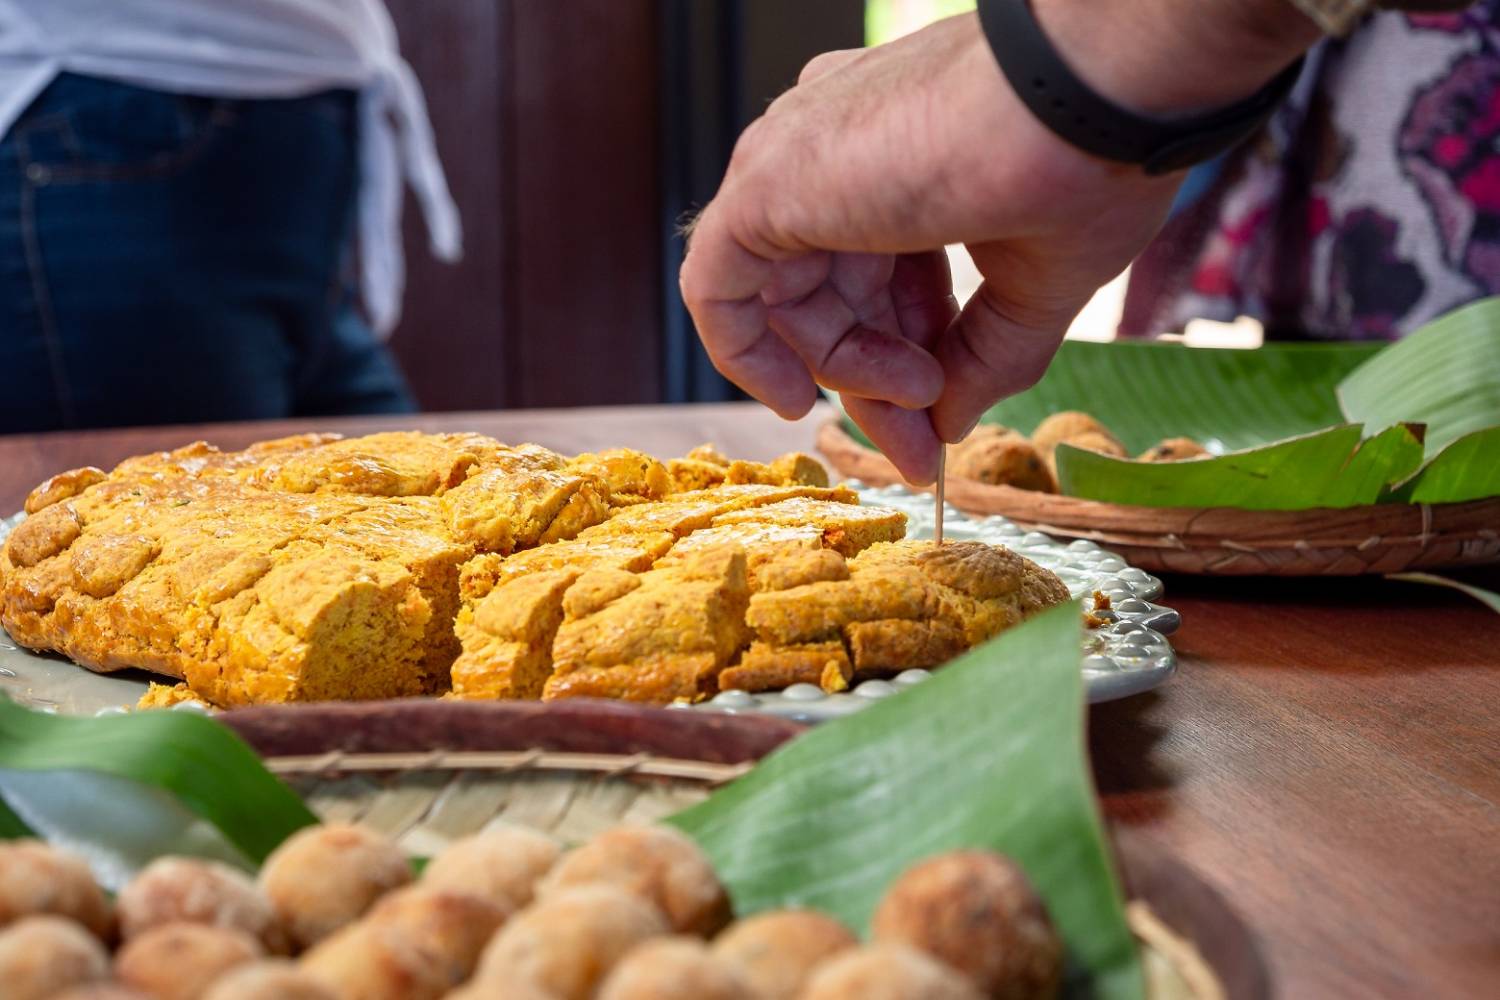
[843,394,943,486]
[928,281,1073,442]
[680,201,818,418]
[767,252,943,410]
[889,250,960,353]
[798,48,864,85]
[772,299,943,407]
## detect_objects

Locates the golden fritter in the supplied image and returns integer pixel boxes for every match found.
[712,910,858,1000]
[1030,411,1121,457]
[115,923,263,1000]
[539,825,730,936]
[0,840,113,938]
[258,824,412,950]
[202,961,336,1000]
[597,937,756,1000]
[419,826,561,911]
[872,851,1062,1000]
[116,858,287,952]
[950,429,1056,492]
[474,886,669,1000]
[1139,436,1210,461]
[0,916,111,1000]
[800,944,984,1000]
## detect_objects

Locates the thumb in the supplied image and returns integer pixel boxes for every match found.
[928,279,1083,443]
[797,48,865,85]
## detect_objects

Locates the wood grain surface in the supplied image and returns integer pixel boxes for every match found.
[2,402,1496,998]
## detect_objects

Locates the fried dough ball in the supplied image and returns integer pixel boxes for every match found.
[950,430,1056,492]
[711,909,858,1000]
[1064,431,1128,457]
[1139,437,1209,462]
[872,851,1062,1000]
[1030,411,1120,457]
[361,885,509,987]
[475,885,669,1000]
[420,825,561,910]
[201,959,337,1000]
[442,980,556,1000]
[258,823,412,949]
[597,936,756,1000]
[0,915,110,1000]
[50,986,153,1000]
[1032,412,1125,475]
[0,839,113,937]
[115,922,263,1000]
[299,923,450,1000]
[540,825,730,936]
[800,944,983,1000]
[118,857,287,952]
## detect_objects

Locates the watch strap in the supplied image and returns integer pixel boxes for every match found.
[975,0,1304,175]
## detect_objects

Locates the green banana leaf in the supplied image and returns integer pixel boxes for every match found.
[1056,423,1427,510]
[1397,428,1500,504]
[670,602,1143,1000]
[978,339,1381,454]
[0,697,316,863]
[1336,300,1500,503]
[1337,297,1500,458]
[837,298,1500,509]
[0,794,28,838]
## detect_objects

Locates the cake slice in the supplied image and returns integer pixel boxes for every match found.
[710,497,906,556]
[743,540,1070,679]
[544,546,750,703]
[451,570,580,699]
[718,640,853,694]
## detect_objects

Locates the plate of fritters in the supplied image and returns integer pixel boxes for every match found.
[0,432,1176,718]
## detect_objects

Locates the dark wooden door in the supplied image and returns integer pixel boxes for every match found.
[384,0,863,413]
[385,0,663,413]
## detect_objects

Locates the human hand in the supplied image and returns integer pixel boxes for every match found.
[679,4,1314,484]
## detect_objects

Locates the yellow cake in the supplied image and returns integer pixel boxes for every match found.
[1,433,1071,708]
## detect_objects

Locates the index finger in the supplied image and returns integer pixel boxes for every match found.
[680,200,818,418]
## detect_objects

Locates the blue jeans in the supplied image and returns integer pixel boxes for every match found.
[0,73,415,434]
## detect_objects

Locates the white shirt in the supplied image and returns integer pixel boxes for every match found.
[0,0,461,335]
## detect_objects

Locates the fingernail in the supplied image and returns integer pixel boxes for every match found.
[938,415,980,445]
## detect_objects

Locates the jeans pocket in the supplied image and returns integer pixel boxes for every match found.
[18,81,238,182]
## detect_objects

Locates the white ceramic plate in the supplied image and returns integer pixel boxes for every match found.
[0,486,1177,719]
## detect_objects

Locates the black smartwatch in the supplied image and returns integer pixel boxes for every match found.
[974,0,1304,174]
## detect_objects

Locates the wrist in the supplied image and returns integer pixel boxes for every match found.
[1031,0,1321,116]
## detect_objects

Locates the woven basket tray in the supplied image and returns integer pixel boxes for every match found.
[221,700,1266,1000]
[819,421,1500,576]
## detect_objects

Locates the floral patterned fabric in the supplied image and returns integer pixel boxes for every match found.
[1121,4,1500,340]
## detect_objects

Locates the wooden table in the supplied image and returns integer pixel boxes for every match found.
[2,402,1496,998]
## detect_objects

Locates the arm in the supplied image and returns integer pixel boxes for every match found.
[678,0,1323,483]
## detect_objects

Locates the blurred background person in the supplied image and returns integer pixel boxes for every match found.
[0,0,458,433]
[1123,1,1500,342]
